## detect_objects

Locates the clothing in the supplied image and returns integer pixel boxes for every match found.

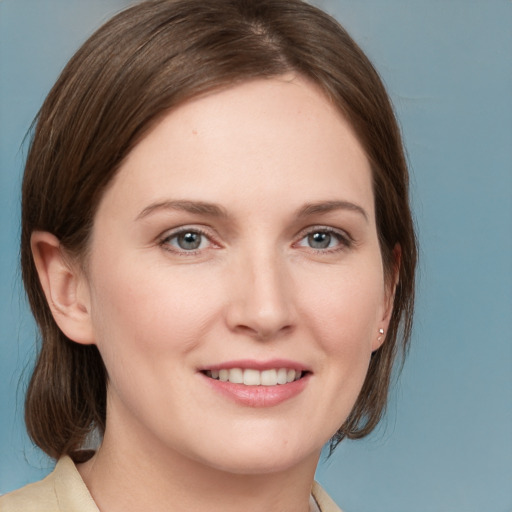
[0,456,342,512]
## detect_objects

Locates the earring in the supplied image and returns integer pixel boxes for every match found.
[378,328,384,342]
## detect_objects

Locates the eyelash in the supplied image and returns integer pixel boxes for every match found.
[294,226,353,253]
[159,227,218,255]
[158,225,353,256]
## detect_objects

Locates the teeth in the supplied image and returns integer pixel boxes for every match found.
[276,368,288,384]
[206,368,304,386]
[260,369,277,386]
[243,369,260,385]
[229,368,243,384]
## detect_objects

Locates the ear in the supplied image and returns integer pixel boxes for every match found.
[31,231,95,345]
[372,243,401,352]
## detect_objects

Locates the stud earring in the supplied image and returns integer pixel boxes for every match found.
[378,328,384,342]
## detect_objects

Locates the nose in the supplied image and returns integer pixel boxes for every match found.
[225,249,296,340]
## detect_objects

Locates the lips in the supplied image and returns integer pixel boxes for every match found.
[200,360,310,407]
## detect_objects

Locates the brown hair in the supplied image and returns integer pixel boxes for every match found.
[21,0,417,459]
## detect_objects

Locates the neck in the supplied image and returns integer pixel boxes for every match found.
[78,421,320,512]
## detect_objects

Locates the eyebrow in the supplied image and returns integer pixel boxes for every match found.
[296,200,369,222]
[136,198,368,223]
[136,200,229,220]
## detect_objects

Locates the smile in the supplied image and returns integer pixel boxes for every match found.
[204,368,303,386]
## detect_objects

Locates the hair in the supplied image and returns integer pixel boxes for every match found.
[21,0,417,460]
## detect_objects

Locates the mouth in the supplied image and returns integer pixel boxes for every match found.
[202,368,307,386]
[200,361,311,407]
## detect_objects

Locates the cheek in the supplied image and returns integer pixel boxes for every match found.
[301,263,383,343]
[298,262,384,392]
[87,257,220,364]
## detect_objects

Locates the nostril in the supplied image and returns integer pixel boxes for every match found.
[233,322,295,341]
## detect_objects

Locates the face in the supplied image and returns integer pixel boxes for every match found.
[79,76,392,475]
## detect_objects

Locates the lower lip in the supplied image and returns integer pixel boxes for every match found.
[201,373,310,407]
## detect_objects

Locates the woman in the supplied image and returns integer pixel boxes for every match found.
[1,0,416,510]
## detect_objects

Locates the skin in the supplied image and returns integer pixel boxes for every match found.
[32,75,394,512]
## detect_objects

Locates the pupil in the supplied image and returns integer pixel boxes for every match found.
[178,232,201,250]
[309,232,331,249]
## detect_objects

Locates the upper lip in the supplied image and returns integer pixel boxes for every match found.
[200,359,311,373]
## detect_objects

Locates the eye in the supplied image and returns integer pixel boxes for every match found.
[160,228,213,253]
[296,227,351,252]
[306,231,335,249]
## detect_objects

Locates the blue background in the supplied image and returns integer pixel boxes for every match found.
[1,1,511,510]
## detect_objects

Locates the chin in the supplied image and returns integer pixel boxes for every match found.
[187,432,323,476]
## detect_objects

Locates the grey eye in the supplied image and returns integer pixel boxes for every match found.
[161,227,214,254]
[296,228,350,252]
[307,232,332,249]
[176,231,203,250]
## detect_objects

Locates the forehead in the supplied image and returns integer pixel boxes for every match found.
[97,76,374,222]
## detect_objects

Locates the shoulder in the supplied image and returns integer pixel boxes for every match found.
[0,456,99,512]
[0,470,58,512]
[312,480,344,512]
